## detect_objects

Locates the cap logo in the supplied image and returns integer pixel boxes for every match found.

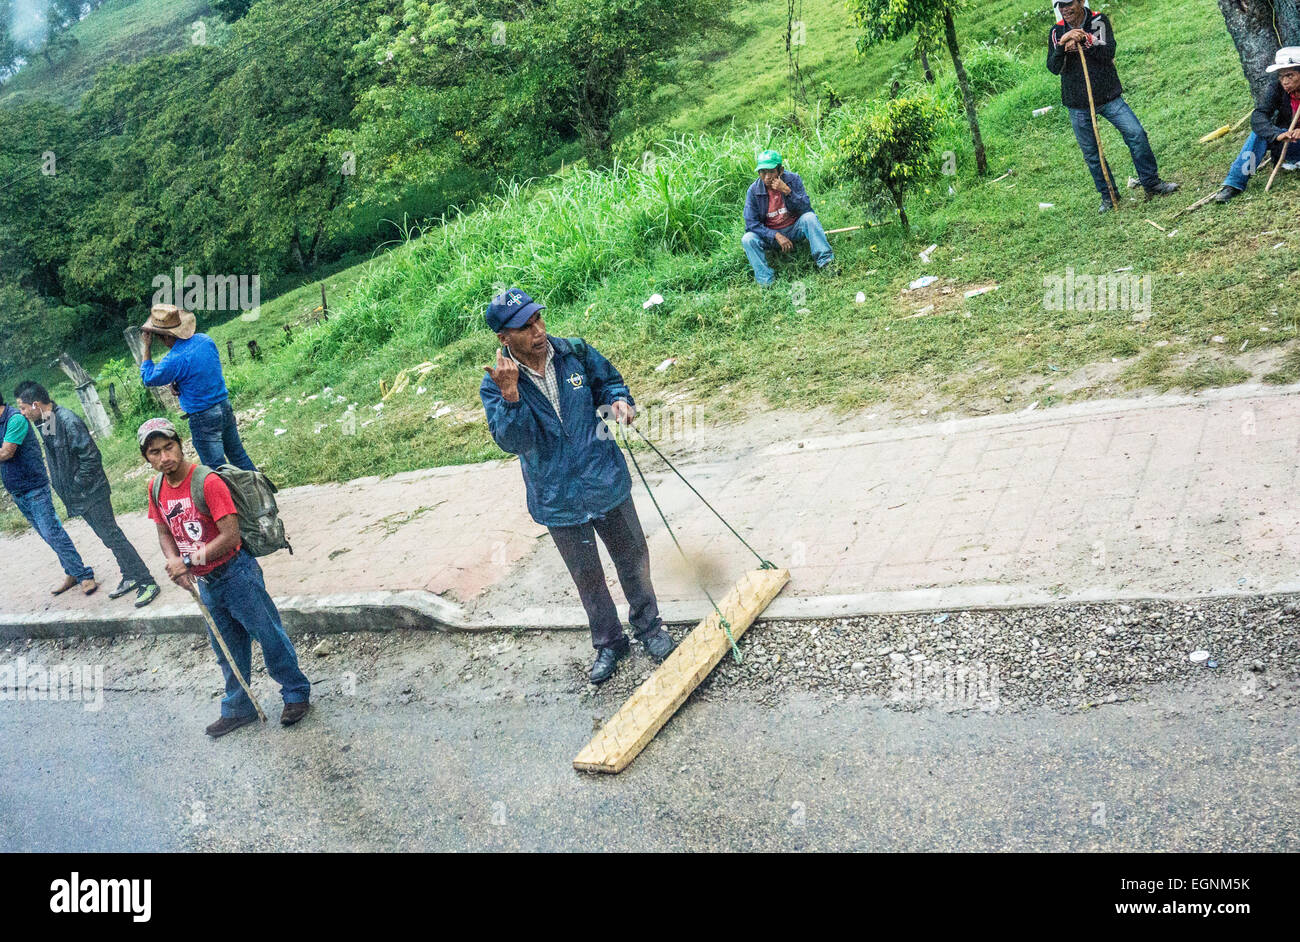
[506,292,525,306]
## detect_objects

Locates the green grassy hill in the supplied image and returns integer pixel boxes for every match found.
[4,0,1296,532]
[0,0,212,108]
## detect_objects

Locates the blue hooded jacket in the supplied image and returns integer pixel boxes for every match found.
[480,336,634,528]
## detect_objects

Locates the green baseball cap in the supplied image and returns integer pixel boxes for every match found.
[755,149,783,172]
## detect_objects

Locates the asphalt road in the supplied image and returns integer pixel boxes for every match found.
[1,625,1296,852]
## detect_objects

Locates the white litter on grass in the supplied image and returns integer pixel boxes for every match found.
[1032,105,1053,117]
[1188,650,1210,664]
[373,403,384,411]
[1167,229,1178,237]
[654,358,677,372]
[910,305,935,318]
[323,387,333,395]
[919,243,937,263]
[796,308,811,315]
[435,406,452,419]
[1038,202,1053,210]
[336,395,347,403]
[313,424,325,434]
[416,386,427,395]
[1114,266,1133,272]
[1240,340,1249,352]
[274,428,287,436]
[1023,400,1040,413]
[855,291,866,303]
[907,275,938,290]
[642,293,665,309]
[306,394,318,401]
[964,285,999,298]
[1211,336,1226,343]
[362,419,375,428]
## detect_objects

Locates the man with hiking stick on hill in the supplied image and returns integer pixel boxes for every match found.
[1047,0,1178,213]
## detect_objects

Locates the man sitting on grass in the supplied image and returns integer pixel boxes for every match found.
[1215,48,1300,202]
[742,149,837,285]
[139,418,310,737]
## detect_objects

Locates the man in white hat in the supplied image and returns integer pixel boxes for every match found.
[1215,47,1300,202]
[139,304,257,471]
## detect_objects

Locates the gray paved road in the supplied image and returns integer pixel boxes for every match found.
[2,629,1295,852]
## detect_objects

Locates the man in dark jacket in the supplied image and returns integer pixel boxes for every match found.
[14,382,160,607]
[742,149,836,285]
[480,288,676,684]
[1215,48,1300,202]
[1047,0,1178,212]
[0,390,97,596]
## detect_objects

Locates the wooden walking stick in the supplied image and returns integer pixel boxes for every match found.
[1265,105,1300,193]
[1077,45,1120,210]
[185,581,267,723]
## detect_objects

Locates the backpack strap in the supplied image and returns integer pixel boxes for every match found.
[190,465,212,518]
[150,473,163,515]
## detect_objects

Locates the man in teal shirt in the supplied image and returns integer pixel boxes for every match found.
[0,391,97,596]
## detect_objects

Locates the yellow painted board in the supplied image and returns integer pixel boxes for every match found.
[573,567,790,774]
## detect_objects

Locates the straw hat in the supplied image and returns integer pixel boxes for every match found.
[142,304,197,340]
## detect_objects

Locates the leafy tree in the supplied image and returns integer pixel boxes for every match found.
[212,0,257,23]
[835,95,941,231]
[848,0,987,175]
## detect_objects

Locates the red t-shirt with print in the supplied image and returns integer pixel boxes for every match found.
[147,465,240,575]
[765,189,795,230]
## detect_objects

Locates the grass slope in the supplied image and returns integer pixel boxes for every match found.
[3,0,1296,533]
[0,0,212,108]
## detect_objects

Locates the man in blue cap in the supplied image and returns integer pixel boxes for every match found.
[480,288,676,684]
[742,149,836,285]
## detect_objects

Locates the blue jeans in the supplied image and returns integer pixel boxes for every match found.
[11,485,93,582]
[187,399,256,471]
[197,550,310,718]
[741,211,835,285]
[1223,132,1300,191]
[1068,96,1159,200]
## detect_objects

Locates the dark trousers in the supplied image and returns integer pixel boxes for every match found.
[548,497,663,650]
[78,492,154,586]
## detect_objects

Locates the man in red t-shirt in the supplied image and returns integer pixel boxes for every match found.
[139,418,310,737]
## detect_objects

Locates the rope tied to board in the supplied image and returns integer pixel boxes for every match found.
[616,419,777,663]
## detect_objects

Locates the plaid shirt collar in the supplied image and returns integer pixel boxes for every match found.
[506,342,562,422]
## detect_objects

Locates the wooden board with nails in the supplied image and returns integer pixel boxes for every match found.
[573,566,790,774]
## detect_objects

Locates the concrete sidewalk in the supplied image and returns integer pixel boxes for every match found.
[3,384,1298,638]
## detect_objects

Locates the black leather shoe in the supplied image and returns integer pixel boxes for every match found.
[1213,185,1241,203]
[590,638,630,684]
[1144,180,1179,198]
[638,627,676,662]
[280,701,311,726]
[204,714,258,738]
[108,578,139,599]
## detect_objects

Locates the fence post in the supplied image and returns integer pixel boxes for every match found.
[53,352,113,439]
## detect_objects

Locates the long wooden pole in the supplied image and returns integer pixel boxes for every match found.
[1265,105,1300,193]
[1077,45,1120,210]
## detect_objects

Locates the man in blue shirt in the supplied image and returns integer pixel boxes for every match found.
[0,391,98,596]
[742,149,837,285]
[139,304,256,471]
[480,287,676,684]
